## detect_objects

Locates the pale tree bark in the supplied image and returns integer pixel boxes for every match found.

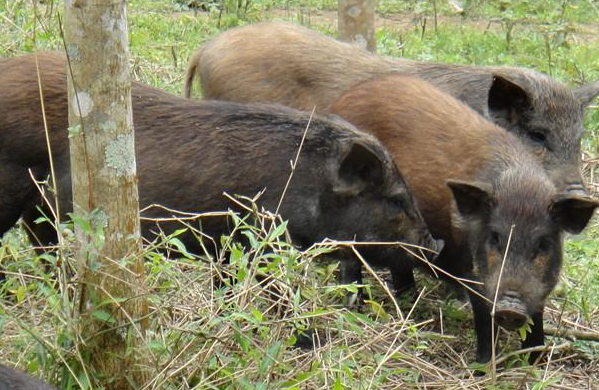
[64,0,149,388]
[338,0,376,53]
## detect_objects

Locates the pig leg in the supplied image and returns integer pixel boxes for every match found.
[339,257,363,307]
[470,292,496,364]
[522,310,545,364]
[20,156,72,248]
[0,163,39,237]
[339,257,363,285]
[388,261,416,296]
[20,200,59,248]
[0,208,23,239]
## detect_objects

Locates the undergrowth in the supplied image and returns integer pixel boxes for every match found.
[1,0,598,388]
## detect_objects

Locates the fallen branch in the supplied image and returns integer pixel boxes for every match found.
[493,342,570,366]
[545,325,599,342]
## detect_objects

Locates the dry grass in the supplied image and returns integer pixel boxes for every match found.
[1,209,599,389]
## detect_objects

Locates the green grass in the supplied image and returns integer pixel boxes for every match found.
[1,0,599,388]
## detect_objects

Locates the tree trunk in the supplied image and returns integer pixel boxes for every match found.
[338,0,376,53]
[64,0,149,388]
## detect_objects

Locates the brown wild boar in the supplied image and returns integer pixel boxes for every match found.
[0,52,439,292]
[184,21,599,194]
[328,75,599,364]
[0,363,56,390]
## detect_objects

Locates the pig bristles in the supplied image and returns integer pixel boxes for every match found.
[272,106,315,219]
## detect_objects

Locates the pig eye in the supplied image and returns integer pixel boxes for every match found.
[390,194,409,210]
[489,231,501,250]
[528,131,547,145]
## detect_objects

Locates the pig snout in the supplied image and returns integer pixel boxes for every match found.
[563,183,588,196]
[495,291,528,331]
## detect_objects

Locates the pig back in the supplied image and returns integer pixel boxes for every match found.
[0,364,56,390]
[0,52,70,163]
[327,74,533,255]
[189,21,393,110]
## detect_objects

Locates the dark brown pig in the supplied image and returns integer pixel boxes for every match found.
[184,21,599,194]
[0,52,438,292]
[328,75,599,364]
[0,363,56,390]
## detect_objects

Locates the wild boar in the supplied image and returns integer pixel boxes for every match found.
[328,74,599,364]
[0,52,438,292]
[0,363,56,390]
[184,21,599,194]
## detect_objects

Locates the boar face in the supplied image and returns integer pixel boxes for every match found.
[330,141,439,262]
[286,139,439,271]
[448,171,599,331]
[488,74,599,194]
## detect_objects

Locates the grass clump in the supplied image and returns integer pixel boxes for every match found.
[1,205,452,389]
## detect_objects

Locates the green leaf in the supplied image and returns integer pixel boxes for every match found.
[92,309,117,324]
[518,317,534,341]
[267,220,288,241]
[230,245,244,262]
[34,216,49,224]
[241,230,259,249]
[233,329,251,353]
[259,341,281,374]
[343,311,374,326]
[332,376,344,390]
[364,299,390,321]
[147,340,166,352]
[467,361,488,373]
[171,228,188,237]
[36,253,56,264]
[167,237,195,259]
[26,360,39,374]
[68,213,93,235]
[15,285,26,303]
[251,308,263,323]
[281,372,311,389]
[230,312,259,325]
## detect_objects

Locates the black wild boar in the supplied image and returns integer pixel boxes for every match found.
[328,75,599,364]
[184,21,599,194]
[0,52,438,292]
[0,363,56,390]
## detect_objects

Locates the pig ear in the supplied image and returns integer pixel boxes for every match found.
[488,75,531,126]
[447,180,495,222]
[550,194,599,234]
[333,141,385,196]
[573,79,599,108]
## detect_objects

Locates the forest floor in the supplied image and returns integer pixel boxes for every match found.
[1,0,599,388]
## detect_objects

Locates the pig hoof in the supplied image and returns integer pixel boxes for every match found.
[345,291,360,308]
